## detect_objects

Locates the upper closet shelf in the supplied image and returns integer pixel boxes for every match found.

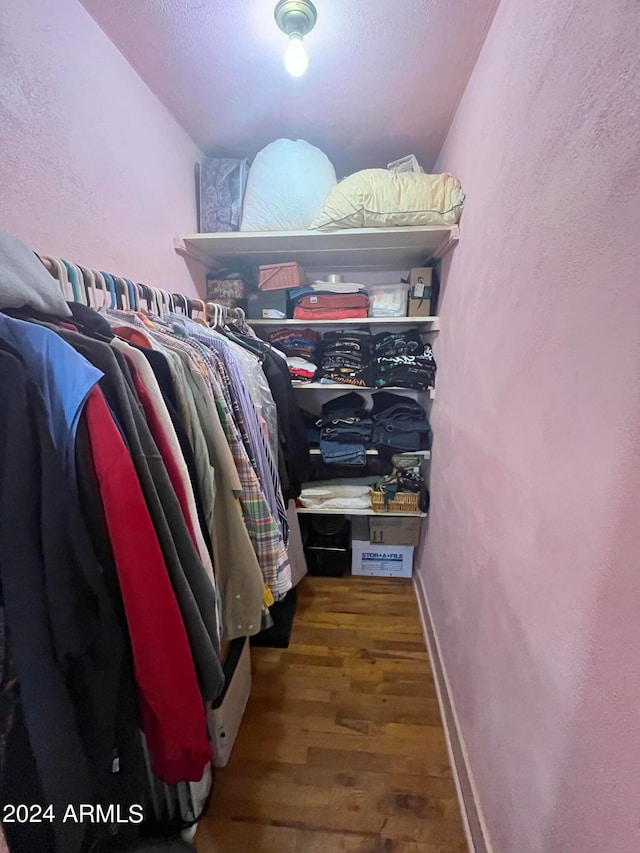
[174,225,459,271]
[249,316,440,328]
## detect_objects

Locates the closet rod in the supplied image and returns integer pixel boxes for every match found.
[34,250,229,324]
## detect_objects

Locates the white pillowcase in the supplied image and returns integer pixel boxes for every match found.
[311,169,465,231]
[240,139,336,232]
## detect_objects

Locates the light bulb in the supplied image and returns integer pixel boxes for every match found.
[285,34,308,77]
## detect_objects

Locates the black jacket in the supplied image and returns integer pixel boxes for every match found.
[0,348,125,853]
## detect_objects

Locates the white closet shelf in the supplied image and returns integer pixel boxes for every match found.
[174,225,459,271]
[292,382,436,399]
[308,448,430,459]
[297,507,427,518]
[250,316,440,328]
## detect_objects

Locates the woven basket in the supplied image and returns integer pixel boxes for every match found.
[258,262,307,291]
[370,490,421,514]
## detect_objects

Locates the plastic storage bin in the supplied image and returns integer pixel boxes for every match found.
[367,283,409,317]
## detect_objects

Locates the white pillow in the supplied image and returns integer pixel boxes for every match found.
[0,230,71,317]
[240,139,336,232]
[310,169,465,231]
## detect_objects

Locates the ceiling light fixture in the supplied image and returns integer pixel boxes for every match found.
[274,0,317,78]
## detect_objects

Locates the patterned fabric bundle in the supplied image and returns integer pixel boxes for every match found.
[372,330,437,391]
[315,330,373,386]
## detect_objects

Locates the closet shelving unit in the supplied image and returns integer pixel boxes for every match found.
[239,317,439,328]
[175,224,459,519]
[174,224,459,270]
[292,382,437,400]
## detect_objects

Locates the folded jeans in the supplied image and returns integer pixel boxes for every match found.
[319,439,366,466]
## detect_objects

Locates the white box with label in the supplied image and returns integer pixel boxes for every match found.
[351,540,414,578]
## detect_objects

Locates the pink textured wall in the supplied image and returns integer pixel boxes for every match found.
[419,0,640,851]
[79,0,499,175]
[0,0,203,295]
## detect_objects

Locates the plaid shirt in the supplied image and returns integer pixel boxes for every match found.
[206,367,291,598]
[173,317,289,544]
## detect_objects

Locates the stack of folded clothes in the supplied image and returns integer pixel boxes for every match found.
[302,409,322,447]
[311,280,366,293]
[286,357,318,382]
[298,483,373,512]
[301,391,432,476]
[372,330,437,391]
[371,391,432,452]
[269,327,320,360]
[318,392,373,466]
[315,330,373,386]
[269,327,321,382]
[289,285,369,320]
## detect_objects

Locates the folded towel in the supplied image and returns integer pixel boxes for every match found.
[312,281,366,293]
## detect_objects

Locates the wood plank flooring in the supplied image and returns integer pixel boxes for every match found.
[195,576,467,853]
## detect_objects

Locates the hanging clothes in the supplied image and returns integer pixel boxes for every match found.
[107,310,293,608]
[0,347,122,853]
[0,229,313,853]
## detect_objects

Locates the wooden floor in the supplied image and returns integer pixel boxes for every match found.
[195,576,468,853]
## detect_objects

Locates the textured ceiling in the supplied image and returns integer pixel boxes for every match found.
[80,0,499,175]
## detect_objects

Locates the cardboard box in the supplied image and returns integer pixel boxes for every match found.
[352,540,414,578]
[369,516,422,547]
[408,267,433,317]
[208,637,251,766]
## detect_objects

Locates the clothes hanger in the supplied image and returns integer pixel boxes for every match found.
[121,277,131,311]
[226,304,267,355]
[229,306,252,337]
[37,256,59,293]
[120,277,134,311]
[205,302,217,328]
[191,298,208,326]
[38,255,55,276]
[71,263,89,305]
[72,262,88,304]
[124,279,138,311]
[41,256,73,300]
[152,287,164,317]
[135,283,146,311]
[212,302,226,330]
[137,284,154,313]
[159,288,172,317]
[112,275,127,310]
[79,266,100,309]
[61,260,81,303]
[93,271,110,310]
[172,293,189,316]
[100,272,117,309]
[113,276,129,311]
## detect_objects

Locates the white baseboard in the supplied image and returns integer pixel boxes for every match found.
[413,572,493,853]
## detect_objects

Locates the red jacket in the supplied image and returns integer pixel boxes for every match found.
[84,387,210,784]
